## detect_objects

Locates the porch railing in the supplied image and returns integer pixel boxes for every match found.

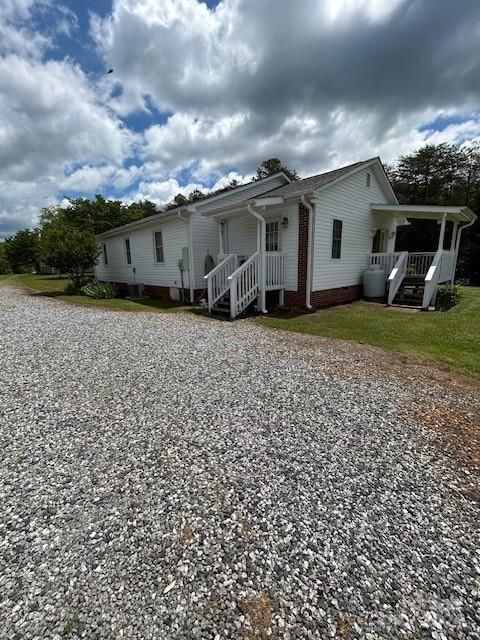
[422,249,456,309]
[266,252,287,291]
[204,253,237,312]
[370,252,402,276]
[406,252,436,276]
[228,252,259,318]
[387,251,408,305]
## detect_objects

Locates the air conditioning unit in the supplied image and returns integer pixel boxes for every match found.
[127,283,144,298]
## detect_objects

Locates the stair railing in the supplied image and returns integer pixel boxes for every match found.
[204,254,237,312]
[387,251,408,305]
[228,252,259,318]
[422,249,444,309]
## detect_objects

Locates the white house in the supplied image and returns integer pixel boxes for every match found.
[95,157,476,317]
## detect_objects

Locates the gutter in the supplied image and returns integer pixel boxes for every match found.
[300,195,314,310]
[247,204,267,313]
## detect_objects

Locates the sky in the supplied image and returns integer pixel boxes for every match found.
[1,0,480,238]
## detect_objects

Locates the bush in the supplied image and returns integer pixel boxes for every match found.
[64,281,84,295]
[436,285,459,311]
[80,280,118,299]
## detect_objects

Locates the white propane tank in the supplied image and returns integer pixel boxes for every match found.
[363,263,386,298]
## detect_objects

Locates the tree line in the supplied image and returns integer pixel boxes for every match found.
[0,159,296,287]
[0,148,479,285]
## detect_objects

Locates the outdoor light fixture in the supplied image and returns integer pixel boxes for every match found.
[281,217,289,228]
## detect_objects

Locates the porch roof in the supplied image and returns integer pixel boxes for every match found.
[370,204,476,224]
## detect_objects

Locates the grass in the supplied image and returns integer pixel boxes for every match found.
[0,273,190,314]
[261,287,480,377]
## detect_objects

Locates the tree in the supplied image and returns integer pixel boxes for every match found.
[41,195,158,236]
[254,158,300,182]
[4,228,40,273]
[0,242,12,274]
[388,142,480,284]
[39,224,100,288]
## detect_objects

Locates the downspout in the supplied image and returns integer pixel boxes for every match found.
[453,217,476,282]
[247,204,267,313]
[300,195,314,310]
[178,209,195,304]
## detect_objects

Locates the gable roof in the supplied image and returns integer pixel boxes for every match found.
[255,157,398,204]
[97,171,291,238]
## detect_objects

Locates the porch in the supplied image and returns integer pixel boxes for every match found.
[369,204,476,309]
[204,200,294,318]
[205,251,287,318]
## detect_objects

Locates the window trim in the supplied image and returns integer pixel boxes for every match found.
[125,238,132,265]
[102,243,108,266]
[153,230,164,264]
[330,218,343,260]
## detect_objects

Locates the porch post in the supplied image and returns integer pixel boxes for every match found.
[437,213,447,251]
[259,218,267,313]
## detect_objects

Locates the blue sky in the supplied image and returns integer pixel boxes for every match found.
[1,0,480,237]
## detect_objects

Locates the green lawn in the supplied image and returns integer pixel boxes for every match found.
[0,274,189,314]
[261,287,480,377]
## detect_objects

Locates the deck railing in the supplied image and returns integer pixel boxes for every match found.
[204,253,237,312]
[265,252,287,291]
[228,252,259,318]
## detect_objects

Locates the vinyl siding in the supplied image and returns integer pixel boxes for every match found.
[312,167,395,290]
[95,217,190,288]
[191,213,219,289]
[225,205,298,291]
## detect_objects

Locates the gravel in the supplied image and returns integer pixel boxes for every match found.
[0,286,478,640]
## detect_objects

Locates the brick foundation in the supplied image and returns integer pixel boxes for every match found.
[310,284,363,308]
[112,282,204,304]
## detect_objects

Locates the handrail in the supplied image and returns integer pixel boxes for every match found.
[422,249,443,309]
[204,253,237,312]
[228,252,259,318]
[387,251,408,305]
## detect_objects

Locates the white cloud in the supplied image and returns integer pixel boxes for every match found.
[3,0,480,238]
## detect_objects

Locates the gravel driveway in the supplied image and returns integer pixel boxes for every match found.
[0,287,478,640]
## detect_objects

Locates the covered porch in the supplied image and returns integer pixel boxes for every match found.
[368,205,476,309]
[204,200,291,318]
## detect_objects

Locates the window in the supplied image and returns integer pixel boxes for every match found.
[102,243,108,265]
[154,231,164,263]
[366,172,371,187]
[331,219,343,259]
[266,221,279,252]
[125,238,132,265]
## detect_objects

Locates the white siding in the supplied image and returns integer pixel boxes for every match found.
[95,217,190,288]
[190,213,219,289]
[225,204,298,291]
[312,166,395,290]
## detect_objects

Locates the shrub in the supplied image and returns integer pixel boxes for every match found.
[436,285,459,311]
[64,281,83,295]
[80,280,118,299]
